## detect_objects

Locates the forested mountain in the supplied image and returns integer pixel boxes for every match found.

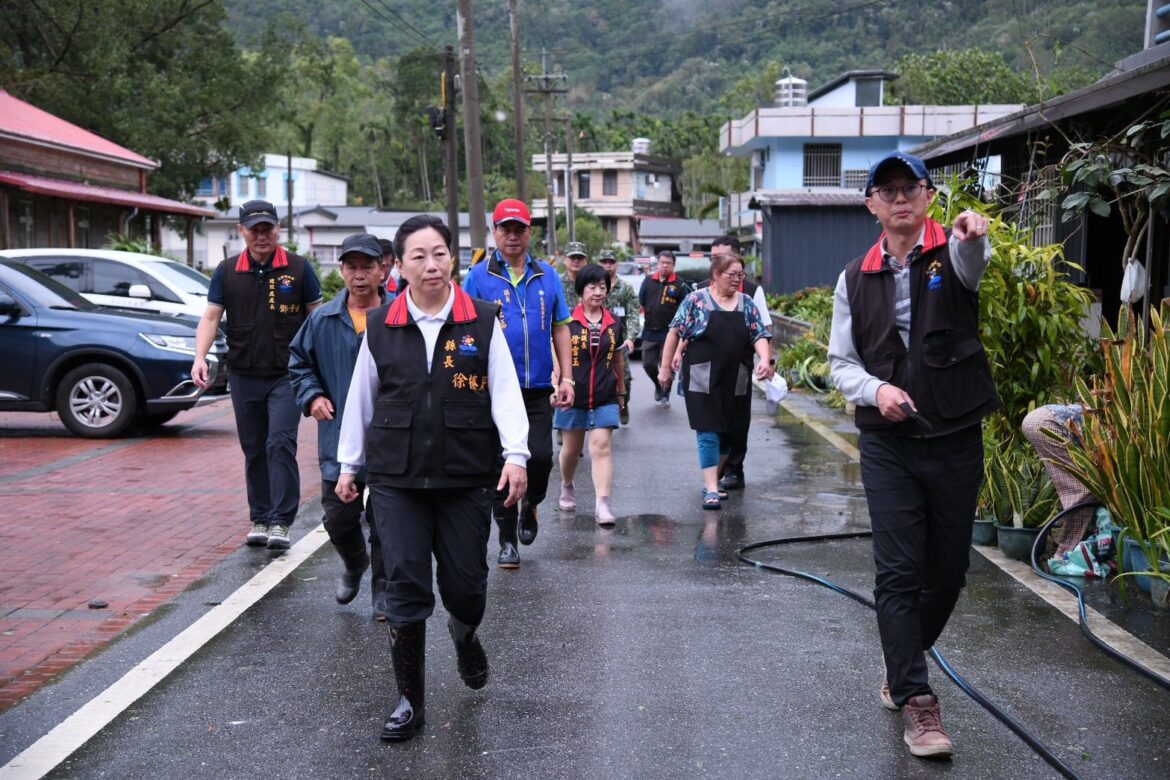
[227,0,1145,115]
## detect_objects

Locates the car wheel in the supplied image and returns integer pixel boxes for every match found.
[56,363,138,438]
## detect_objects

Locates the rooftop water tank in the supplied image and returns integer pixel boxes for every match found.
[775,69,808,107]
[632,137,652,155]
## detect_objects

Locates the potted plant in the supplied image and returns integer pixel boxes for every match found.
[984,442,1060,561]
[1065,304,1170,603]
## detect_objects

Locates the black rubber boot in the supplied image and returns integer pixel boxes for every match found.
[382,623,426,741]
[448,616,489,690]
[333,534,369,605]
[495,511,521,569]
[518,500,539,546]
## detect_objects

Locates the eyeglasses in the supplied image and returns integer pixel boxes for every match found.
[872,183,925,203]
[722,271,746,281]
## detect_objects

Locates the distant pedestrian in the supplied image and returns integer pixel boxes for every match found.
[289,233,389,618]
[555,264,625,525]
[379,238,400,296]
[336,214,529,741]
[462,198,574,569]
[658,253,773,510]
[559,241,589,310]
[596,250,639,426]
[639,251,691,408]
[828,151,998,759]
[698,235,770,492]
[191,200,322,549]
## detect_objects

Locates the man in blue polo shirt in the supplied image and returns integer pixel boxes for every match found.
[462,199,574,569]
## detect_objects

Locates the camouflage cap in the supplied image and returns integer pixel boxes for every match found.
[564,241,588,258]
[596,249,617,262]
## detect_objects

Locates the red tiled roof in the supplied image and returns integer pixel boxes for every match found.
[0,90,156,169]
[0,171,216,218]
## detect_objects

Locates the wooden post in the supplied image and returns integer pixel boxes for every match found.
[67,204,75,248]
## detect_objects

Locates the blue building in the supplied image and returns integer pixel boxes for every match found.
[719,70,1023,295]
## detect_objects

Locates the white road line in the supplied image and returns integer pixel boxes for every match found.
[0,525,331,780]
[778,396,1170,680]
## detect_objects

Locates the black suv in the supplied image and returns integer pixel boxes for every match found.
[0,259,225,437]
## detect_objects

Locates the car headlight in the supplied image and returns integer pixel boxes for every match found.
[140,333,198,355]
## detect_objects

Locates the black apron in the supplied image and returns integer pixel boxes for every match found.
[682,292,753,432]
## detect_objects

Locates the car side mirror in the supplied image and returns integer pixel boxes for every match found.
[128,284,151,300]
[0,292,22,318]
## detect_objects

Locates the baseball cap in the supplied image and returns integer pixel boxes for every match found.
[564,241,588,258]
[238,199,279,228]
[865,152,932,195]
[596,250,617,262]
[492,198,531,226]
[338,233,383,262]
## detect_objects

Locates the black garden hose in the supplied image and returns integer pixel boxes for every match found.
[1030,503,1170,692]
[738,531,1084,780]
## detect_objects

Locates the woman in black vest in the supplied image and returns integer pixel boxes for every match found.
[657,254,774,510]
[335,215,530,742]
[554,264,626,525]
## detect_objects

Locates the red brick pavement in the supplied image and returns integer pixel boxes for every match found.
[0,401,320,712]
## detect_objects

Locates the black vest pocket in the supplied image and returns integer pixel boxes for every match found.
[443,398,497,475]
[225,323,255,370]
[921,331,994,419]
[367,400,411,475]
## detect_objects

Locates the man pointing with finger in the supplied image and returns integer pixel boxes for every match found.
[828,152,1000,760]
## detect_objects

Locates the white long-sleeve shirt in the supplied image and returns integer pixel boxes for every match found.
[337,283,530,474]
[828,231,991,408]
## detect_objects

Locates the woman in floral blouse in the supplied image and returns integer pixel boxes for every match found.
[658,253,773,510]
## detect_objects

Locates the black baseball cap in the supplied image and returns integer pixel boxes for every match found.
[238,199,279,228]
[338,233,383,262]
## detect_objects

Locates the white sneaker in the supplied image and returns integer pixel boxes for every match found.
[245,523,269,546]
[266,524,291,550]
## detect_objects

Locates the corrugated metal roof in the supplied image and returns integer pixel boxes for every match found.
[638,217,723,239]
[0,90,157,169]
[749,190,866,208]
[0,171,216,218]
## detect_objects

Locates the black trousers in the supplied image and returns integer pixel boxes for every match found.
[859,424,983,706]
[722,394,751,478]
[229,374,301,526]
[369,483,493,625]
[494,387,553,522]
[320,480,382,572]
[641,338,670,398]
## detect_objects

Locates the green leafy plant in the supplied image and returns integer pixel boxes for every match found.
[932,180,1095,527]
[1065,304,1170,586]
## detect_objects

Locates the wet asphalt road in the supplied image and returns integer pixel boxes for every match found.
[3,378,1169,779]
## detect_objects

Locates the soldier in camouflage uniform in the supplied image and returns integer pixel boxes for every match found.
[558,242,589,310]
[596,250,641,425]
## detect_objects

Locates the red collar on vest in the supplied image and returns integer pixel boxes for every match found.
[384,283,479,327]
[861,218,947,274]
[570,304,617,331]
[235,245,289,273]
[651,272,679,283]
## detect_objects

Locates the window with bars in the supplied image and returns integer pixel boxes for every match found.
[843,170,868,190]
[579,171,591,199]
[803,143,842,187]
[603,170,617,196]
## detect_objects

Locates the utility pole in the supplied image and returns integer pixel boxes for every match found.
[564,115,575,243]
[525,48,567,258]
[457,0,486,251]
[508,0,526,203]
[443,46,461,264]
[286,151,294,246]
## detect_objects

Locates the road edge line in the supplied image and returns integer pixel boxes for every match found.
[0,525,331,780]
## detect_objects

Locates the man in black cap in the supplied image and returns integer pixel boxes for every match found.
[289,234,389,617]
[193,199,323,550]
[828,152,997,760]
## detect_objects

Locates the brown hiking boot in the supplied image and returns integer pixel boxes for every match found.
[880,676,898,710]
[902,694,953,758]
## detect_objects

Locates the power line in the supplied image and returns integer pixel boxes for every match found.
[356,0,437,51]
[371,0,441,50]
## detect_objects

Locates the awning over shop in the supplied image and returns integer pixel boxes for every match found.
[0,171,216,218]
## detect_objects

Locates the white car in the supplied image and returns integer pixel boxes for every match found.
[0,248,211,319]
[616,261,645,297]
